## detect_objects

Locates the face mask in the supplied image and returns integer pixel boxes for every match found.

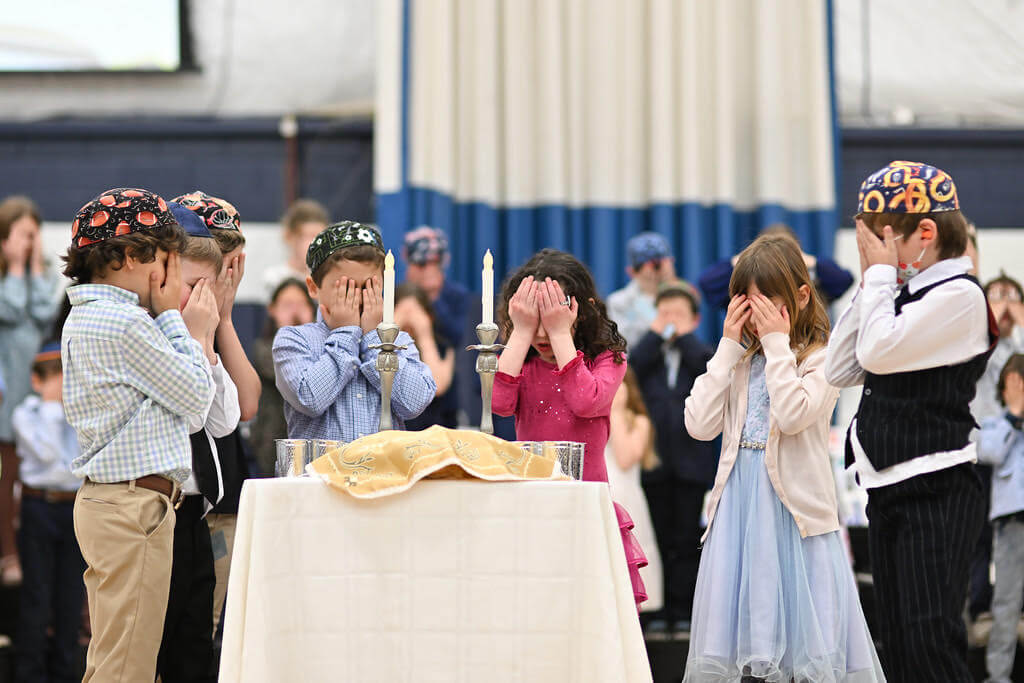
[892,234,926,286]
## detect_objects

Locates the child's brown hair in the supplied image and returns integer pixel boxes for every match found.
[498,249,627,364]
[0,195,42,276]
[997,354,1024,407]
[856,210,969,261]
[208,227,245,254]
[729,233,830,364]
[283,199,329,234]
[181,236,224,276]
[62,224,186,284]
[31,356,62,381]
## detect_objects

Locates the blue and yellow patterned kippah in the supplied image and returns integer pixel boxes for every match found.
[306,220,385,273]
[857,160,959,214]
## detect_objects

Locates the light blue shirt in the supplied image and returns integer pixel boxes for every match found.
[0,272,58,441]
[607,280,656,350]
[978,414,1024,522]
[272,318,436,442]
[14,395,81,491]
[61,284,213,484]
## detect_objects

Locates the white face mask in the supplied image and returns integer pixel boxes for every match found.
[892,234,926,286]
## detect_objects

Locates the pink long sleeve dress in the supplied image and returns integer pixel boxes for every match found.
[493,350,648,607]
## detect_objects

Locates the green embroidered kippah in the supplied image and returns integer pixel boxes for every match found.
[306,220,385,273]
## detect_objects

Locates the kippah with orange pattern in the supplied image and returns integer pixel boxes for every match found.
[857,160,959,214]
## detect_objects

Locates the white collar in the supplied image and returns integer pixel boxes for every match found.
[907,255,973,295]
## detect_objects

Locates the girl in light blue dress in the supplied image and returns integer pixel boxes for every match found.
[684,234,884,682]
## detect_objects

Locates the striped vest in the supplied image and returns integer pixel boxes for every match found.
[845,274,997,471]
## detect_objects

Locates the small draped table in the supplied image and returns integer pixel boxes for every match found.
[219,478,651,682]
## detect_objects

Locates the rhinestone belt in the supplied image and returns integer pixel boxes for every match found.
[738,439,767,450]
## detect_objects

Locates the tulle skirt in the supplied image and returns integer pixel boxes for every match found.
[684,448,885,682]
[614,501,648,609]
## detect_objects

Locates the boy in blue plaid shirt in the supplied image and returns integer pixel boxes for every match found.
[273,221,436,442]
[61,188,218,683]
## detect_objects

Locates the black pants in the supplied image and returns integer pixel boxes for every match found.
[16,495,85,683]
[866,463,983,683]
[157,495,216,683]
[642,477,706,622]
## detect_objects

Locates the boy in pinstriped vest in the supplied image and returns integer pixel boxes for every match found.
[826,161,998,682]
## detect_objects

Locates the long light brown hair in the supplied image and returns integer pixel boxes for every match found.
[0,195,42,276]
[621,368,659,470]
[728,233,830,364]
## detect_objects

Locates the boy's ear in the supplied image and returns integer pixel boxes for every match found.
[306,275,319,301]
[917,218,937,243]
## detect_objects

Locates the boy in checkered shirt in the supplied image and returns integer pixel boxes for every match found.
[61,188,217,683]
[273,221,436,442]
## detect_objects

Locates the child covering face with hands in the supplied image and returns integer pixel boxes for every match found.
[492,249,650,609]
[272,221,435,442]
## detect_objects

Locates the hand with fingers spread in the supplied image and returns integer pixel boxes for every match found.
[321,277,362,330]
[723,294,751,343]
[507,276,540,337]
[538,278,578,338]
[749,294,789,338]
[182,278,220,344]
[856,220,898,271]
[213,258,236,320]
[360,275,384,333]
[151,250,182,315]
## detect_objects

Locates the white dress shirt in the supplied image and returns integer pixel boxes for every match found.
[826,256,990,487]
[182,355,241,511]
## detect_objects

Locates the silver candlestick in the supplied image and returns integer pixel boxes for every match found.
[370,322,406,431]
[467,322,506,434]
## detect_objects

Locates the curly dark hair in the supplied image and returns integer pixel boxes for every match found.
[498,249,626,364]
[62,223,187,284]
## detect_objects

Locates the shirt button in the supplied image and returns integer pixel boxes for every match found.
[357,393,363,399]
[864,388,872,396]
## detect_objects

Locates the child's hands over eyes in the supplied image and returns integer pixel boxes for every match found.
[321,277,362,330]
[856,220,898,272]
[29,229,44,275]
[538,278,578,338]
[749,294,789,338]
[182,278,220,344]
[213,258,235,320]
[508,276,540,337]
[150,250,182,316]
[360,276,384,334]
[723,294,751,343]
[1009,301,1024,328]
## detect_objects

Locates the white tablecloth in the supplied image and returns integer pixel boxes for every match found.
[219,478,651,683]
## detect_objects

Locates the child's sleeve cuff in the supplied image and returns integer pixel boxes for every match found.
[552,351,585,376]
[154,309,188,338]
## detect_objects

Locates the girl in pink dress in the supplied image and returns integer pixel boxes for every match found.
[492,249,647,607]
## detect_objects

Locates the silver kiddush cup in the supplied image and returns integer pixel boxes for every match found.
[275,439,311,477]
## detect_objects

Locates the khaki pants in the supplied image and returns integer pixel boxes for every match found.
[74,480,175,683]
[206,512,237,633]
